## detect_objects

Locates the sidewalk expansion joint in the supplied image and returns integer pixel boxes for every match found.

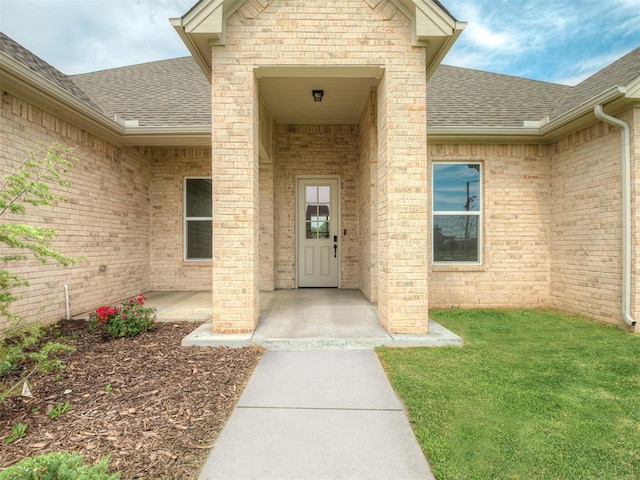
[237,405,403,412]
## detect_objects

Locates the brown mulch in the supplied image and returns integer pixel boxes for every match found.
[0,320,263,478]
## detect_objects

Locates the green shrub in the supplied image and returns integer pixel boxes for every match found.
[4,422,27,445]
[1,323,74,402]
[1,326,73,377]
[0,451,119,479]
[88,295,155,339]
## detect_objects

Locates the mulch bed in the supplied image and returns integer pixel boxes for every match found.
[0,320,263,478]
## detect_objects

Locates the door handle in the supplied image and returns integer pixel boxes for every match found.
[334,244,337,258]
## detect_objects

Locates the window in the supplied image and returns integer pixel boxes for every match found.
[305,185,331,239]
[184,177,212,261]
[432,163,482,264]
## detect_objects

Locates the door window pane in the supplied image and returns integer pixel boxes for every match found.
[305,185,331,239]
[318,186,330,203]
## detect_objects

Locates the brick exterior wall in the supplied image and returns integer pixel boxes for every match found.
[3,2,637,335]
[148,147,212,291]
[357,94,378,303]
[273,124,359,289]
[211,0,431,332]
[259,160,275,291]
[428,144,552,308]
[550,108,638,330]
[0,92,150,328]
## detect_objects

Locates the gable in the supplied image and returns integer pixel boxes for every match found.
[171,0,465,80]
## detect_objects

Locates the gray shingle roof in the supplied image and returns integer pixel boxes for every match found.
[73,57,570,129]
[427,65,570,127]
[0,31,98,109]
[3,30,638,131]
[71,57,211,127]
[551,47,640,120]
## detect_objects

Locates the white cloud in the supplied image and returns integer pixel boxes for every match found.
[0,0,195,74]
[1,0,639,82]
[442,0,640,83]
[554,50,633,86]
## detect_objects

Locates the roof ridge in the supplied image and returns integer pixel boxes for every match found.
[550,46,640,119]
[437,63,568,88]
[70,56,196,77]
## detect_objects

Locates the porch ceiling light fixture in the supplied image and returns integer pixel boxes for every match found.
[312,90,324,102]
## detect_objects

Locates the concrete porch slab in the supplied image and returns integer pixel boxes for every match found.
[181,289,462,350]
[181,318,462,350]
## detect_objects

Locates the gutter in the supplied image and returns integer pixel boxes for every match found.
[0,51,124,136]
[428,87,628,142]
[541,86,627,136]
[1,52,211,147]
[594,105,636,328]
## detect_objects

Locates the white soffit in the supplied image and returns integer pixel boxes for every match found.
[256,66,383,125]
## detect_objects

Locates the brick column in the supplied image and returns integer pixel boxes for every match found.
[210,61,259,333]
[377,68,429,334]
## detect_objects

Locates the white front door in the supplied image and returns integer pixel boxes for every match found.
[297,178,339,287]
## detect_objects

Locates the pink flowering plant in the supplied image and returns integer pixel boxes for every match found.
[88,294,156,338]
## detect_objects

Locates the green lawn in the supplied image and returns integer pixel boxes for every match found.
[378,309,640,480]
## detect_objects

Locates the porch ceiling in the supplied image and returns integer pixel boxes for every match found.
[256,66,382,125]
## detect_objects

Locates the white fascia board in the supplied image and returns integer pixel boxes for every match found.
[170,17,212,81]
[120,126,212,147]
[539,86,627,136]
[170,0,247,81]
[427,126,543,143]
[429,86,631,143]
[425,21,466,81]
[2,52,212,147]
[0,51,124,141]
[623,76,640,99]
[182,0,224,34]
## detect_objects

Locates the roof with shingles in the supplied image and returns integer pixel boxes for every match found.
[427,65,570,127]
[0,31,98,109]
[2,31,638,130]
[73,56,572,128]
[550,47,640,120]
[71,57,211,127]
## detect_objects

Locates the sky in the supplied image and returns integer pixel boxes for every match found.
[0,0,639,86]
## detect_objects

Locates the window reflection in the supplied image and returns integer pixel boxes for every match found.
[305,185,331,239]
[433,163,481,264]
[185,178,212,261]
[433,164,480,212]
[433,216,478,262]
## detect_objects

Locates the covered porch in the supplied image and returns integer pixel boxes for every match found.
[143,290,462,350]
[166,0,466,337]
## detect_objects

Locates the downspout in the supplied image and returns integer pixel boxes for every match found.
[594,105,636,328]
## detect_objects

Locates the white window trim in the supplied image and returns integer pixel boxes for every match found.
[432,162,483,265]
[184,176,212,262]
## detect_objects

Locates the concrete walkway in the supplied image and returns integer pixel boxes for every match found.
[198,350,435,480]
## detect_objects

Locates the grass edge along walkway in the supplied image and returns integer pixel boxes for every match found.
[378,309,640,480]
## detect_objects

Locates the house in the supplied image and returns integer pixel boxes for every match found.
[0,0,638,335]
